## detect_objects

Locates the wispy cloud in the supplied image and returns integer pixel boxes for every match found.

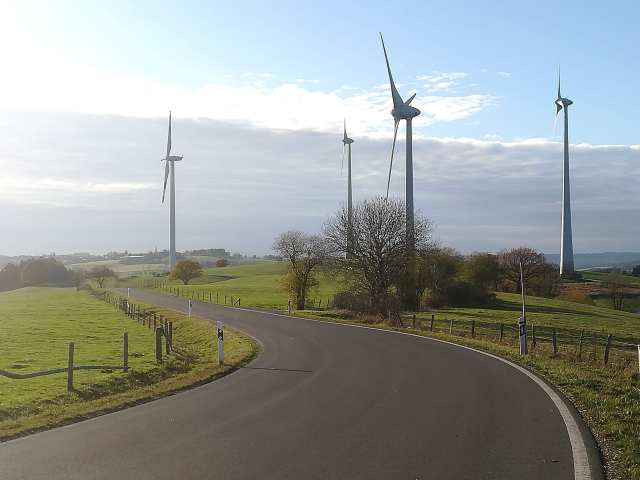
[417,71,469,93]
[496,71,512,78]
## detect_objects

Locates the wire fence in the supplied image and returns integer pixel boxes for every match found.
[400,313,640,368]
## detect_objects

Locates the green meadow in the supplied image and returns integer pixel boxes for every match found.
[142,261,640,341]
[0,287,256,439]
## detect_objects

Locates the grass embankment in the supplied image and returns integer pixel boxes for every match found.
[139,261,640,479]
[0,287,257,440]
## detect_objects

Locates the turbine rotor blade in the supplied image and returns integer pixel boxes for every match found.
[386,119,400,199]
[166,111,172,158]
[162,160,170,203]
[405,93,416,105]
[379,33,404,109]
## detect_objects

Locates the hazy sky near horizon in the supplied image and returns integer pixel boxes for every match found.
[0,1,638,256]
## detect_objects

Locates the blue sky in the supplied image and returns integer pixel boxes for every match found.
[0,1,638,256]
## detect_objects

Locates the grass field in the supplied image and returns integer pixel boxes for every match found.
[0,287,256,439]
[146,261,341,309]
[583,270,640,287]
[68,259,168,277]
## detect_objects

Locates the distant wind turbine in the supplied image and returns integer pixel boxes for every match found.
[342,119,354,255]
[161,111,183,270]
[555,69,575,277]
[380,33,421,307]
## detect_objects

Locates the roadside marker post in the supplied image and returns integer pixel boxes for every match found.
[127,288,130,298]
[518,260,528,355]
[188,299,192,318]
[518,316,528,355]
[217,321,224,365]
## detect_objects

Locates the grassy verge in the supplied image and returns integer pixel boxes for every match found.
[293,308,639,480]
[0,287,257,441]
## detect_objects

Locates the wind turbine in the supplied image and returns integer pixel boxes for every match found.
[161,111,183,270]
[342,119,354,255]
[555,69,575,277]
[380,33,421,307]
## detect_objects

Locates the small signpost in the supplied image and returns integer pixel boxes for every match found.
[518,261,528,355]
[217,321,224,365]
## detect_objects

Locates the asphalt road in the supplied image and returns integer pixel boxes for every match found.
[0,289,601,479]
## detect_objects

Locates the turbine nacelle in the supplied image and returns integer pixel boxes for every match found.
[391,104,421,120]
[556,97,573,108]
[162,155,184,162]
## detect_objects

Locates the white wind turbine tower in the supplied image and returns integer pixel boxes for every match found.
[555,69,575,277]
[380,33,421,307]
[161,111,183,270]
[342,119,354,254]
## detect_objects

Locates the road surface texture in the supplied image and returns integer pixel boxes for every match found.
[0,289,602,480]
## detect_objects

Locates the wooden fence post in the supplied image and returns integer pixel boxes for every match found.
[412,314,416,329]
[552,328,558,357]
[604,334,612,365]
[67,342,75,392]
[216,292,219,304]
[471,320,475,339]
[225,295,227,305]
[209,292,212,302]
[165,322,171,354]
[168,322,173,351]
[123,332,129,372]
[532,323,536,348]
[499,323,504,342]
[155,328,163,364]
[577,329,584,360]
[430,314,434,332]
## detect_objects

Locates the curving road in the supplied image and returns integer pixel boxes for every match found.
[0,289,601,480]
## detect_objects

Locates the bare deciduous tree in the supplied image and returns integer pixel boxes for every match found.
[89,266,116,288]
[607,268,627,310]
[273,231,327,310]
[324,197,433,314]
[497,247,547,291]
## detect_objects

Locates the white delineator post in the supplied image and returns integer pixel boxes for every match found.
[217,321,224,365]
[188,299,192,318]
[518,261,528,355]
[127,287,130,298]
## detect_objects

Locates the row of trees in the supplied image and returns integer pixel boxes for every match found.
[0,258,80,291]
[274,197,560,316]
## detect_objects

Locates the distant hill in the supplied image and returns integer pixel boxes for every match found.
[544,252,640,270]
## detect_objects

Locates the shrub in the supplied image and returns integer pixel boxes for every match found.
[556,291,595,305]
[215,258,229,267]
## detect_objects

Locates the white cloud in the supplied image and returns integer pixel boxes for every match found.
[496,71,512,78]
[0,13,495,138]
